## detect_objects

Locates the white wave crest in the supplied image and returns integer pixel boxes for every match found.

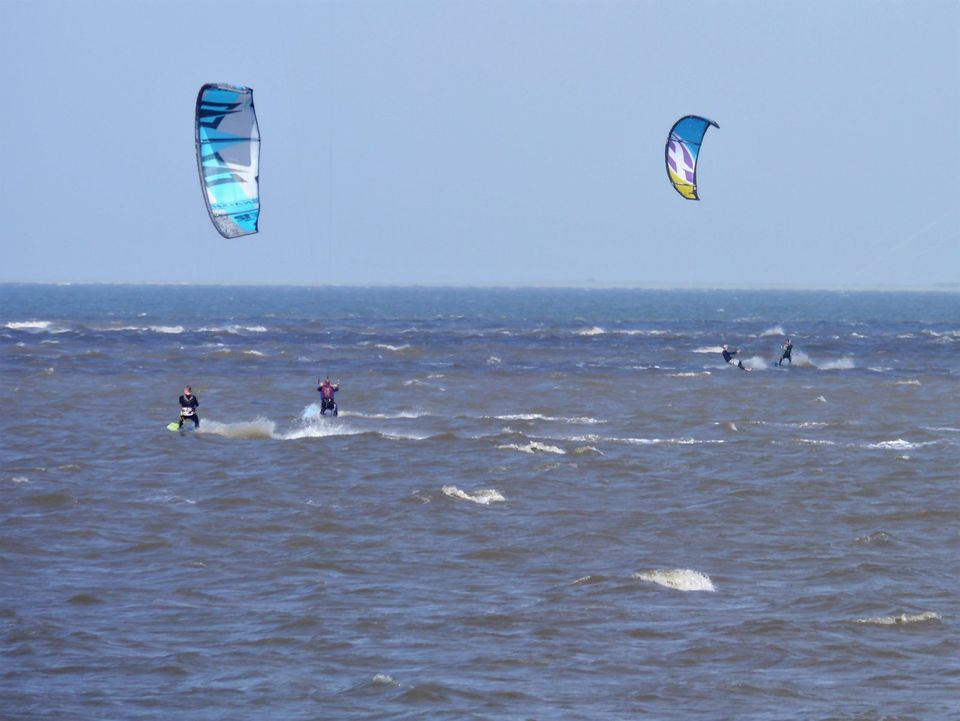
[759,325,785,337]
[5,320,52,330]
[342,410,429,419]
[148,325,184,334]
[372,673,399,686]
[669,371,711,377]
[11,476,30,484]
[486,356,502,365]
[571,445,603,456]
[693,345,723,354]
[442,486,505,505]
[896,379,920,386]
[576,326,606,336]
[375,343,411,352]
[497,441,566,455]
[243,350,266,356]
[615,437,724,446]
[634,569,716,592]
[855,611,940,625]
[866,439,935,451]
[492,414,604,425]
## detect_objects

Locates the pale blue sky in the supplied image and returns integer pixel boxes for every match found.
[1,0,957,286]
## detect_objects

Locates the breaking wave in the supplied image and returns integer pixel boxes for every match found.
[442,486,505,505]
[855,612,940,626]
[759,325,785,337]
[491,414,604,424]
[866,439,936,451]
[633,569,715,592]
[497,441,566,455]
[5,320,53,330]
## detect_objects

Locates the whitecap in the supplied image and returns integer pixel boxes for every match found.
[759,325,785,337]
[11,476,30,484]
[693,345,723,354]
[486,356,502,365]
[441,486,505,505]
[669,371,711,377]
[615,437,724,446]
[372,673,399,686]
[815,396,828,403]
[855,611,940,625]
[492,414,604,425]
[576,326,606,336]
[866,439,934,451]
[633,569,715,592]
[5,320,52,330]
[571,445,603,456]
[497,441,566,455]
[148,325,184,334]
[375,343,411,352]
[242,350,266,357]
[895,379,920,386]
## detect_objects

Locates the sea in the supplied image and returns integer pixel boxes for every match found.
[1,284,958,720]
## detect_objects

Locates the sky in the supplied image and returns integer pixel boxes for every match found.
[1,0,958,287]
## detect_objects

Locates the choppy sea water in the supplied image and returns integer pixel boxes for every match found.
[1,285,958,720]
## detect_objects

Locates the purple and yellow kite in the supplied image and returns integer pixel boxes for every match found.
[665,115,718,200]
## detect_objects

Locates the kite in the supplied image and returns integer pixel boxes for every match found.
[195,83,260,237]
[665,115,718,200]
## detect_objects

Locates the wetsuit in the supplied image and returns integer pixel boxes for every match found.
[722,348,745,370]
[178,394,200,428]
[777,342,793,367]
[318,383,339,416]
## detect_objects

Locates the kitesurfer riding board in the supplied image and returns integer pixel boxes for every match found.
[721,345,751,372]
[317,377,340,416]
[168,386,200,430]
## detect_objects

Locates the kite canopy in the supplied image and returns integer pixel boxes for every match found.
[195,83,260,238]
[665,115,718,200]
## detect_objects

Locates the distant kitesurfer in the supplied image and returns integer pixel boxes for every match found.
[178,386,200,428]
[317,377,340,416]
[722,344,748,371]
[776,338,793,367]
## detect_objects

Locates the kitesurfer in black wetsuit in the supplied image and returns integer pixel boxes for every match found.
[317,377,340,416]
[178,386,200,428]
[722,344,748,371]
[776,338,793,367]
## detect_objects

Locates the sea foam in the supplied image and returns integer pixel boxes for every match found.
[633,569,716,592]
[441,486,505,505]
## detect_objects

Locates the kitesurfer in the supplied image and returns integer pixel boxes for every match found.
[776,338,793,367]
[317,377,340,416]
[722,344,748,371]
[178,386,200,428]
